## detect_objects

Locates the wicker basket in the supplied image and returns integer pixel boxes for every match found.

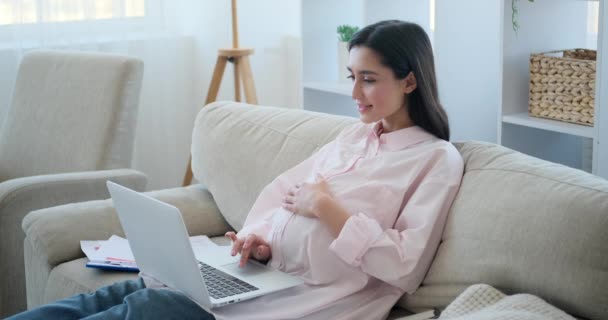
[528,49,596,126]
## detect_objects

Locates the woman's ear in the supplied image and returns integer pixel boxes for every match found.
[402,72,417,94]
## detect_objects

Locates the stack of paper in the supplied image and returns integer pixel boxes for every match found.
[81,235,138,271]
[80,235,221,272]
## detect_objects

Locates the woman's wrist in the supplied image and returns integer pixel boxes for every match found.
[314,194,350,237]
[312,194,332,218]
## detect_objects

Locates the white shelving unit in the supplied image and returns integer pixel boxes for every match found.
[301,0,607,179]
[499,0,604,175]
[595,0,608,178]
[301,0,432,117]
[502,113,596,139]
[433,0,605,178]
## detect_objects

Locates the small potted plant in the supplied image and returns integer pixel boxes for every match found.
[512,0,535,33]
[337,24,359,82]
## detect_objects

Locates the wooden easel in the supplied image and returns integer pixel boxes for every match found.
[182,0,257,186]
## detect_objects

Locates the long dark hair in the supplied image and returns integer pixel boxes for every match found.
[349,20,450,141]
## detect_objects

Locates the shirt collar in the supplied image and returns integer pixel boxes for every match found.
[370,121,436,151]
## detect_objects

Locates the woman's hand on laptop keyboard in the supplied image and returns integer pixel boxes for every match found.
[225,232,272,268]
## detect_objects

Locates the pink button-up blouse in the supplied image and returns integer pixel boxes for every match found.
[212,121,464,320]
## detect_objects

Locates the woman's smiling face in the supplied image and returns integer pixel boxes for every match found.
[347,45,416,133]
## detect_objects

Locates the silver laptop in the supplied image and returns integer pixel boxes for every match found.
[107,181,303,311]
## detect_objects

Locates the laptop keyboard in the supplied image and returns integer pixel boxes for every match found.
[198,262,259,299]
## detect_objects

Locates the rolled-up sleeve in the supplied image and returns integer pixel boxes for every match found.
[329,150,464,292]
[328,213,384,265]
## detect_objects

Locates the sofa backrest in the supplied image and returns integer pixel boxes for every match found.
[401,142,608,320]
[191,101,356,230]
[192,102,607,320]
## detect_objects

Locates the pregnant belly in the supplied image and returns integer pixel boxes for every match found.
[278,214,361,285]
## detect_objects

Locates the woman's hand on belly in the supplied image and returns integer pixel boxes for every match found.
[282,174,351,238]
[282,173,333,218]
[225,231,272,267]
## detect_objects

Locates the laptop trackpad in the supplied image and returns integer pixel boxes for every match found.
[221,262,268,277]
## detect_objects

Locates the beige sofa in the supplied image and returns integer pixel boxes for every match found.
[21,102,608,319]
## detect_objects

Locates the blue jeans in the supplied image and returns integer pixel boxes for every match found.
[7,279,215,320]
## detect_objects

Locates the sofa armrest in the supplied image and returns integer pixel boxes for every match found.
[0,168,146,316]
[23,184,230,309]
[23,184,231,268]
[2,168,146,264]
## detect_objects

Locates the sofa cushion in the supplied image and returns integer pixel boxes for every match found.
[44,258,138,304]
[43,236,233,304]
[191,101,357,230]
[401,141,608,320]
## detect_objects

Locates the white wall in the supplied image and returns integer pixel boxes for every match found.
[142,0,303,189]
[365,0,431,36]
[180,0,302,109]
[434,0,503,143]
[127,36,200,191]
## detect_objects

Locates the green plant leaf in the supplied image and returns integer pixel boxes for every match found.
[512,0,535,35]
[337,24,360,42]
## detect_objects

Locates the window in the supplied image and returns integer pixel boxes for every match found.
[0,0,145,26]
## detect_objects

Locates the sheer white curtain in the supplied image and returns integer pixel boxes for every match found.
[0,0,202,189]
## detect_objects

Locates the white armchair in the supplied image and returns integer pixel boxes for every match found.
[0,50,147,317]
